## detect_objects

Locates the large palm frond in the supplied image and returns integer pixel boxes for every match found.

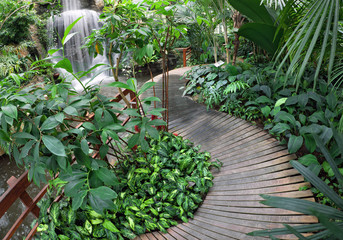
[275,0,341,92]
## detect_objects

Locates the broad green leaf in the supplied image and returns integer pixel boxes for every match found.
[122,109,141,117]
[128,133,140,149]
[298,154,319,167]
[42,135,66,157]
[95,168,118,187]
[127,78,137,93]
[288,135,303,154]
[107,81,131,90]
[143,97,161,102]
[227,0,274,24]
[275,98,287,107]
[238,23,282,55]
[54,58,73,74]
[261,106,271,117]
[1,104,18,120]
[138,82,156,96]
[80,139,89,154]
[72,190,87,210]
[64,106,78,116]
[270,123,291,135]
[12,132,36,140]
[90,186,117,200]
[304,134,316,153]
[82,122,96,131]
[146,125,159,139]
[40,116,59,131]
[276,111,296,126]
[103,219,120,233]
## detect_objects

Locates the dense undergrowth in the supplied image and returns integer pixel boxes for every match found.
[183,62,343,238]
[36,132,221,239]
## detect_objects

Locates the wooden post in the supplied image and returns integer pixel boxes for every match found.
[183,48,187,67]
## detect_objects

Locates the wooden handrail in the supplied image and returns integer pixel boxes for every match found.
[183,47,191,67]
[0,89,137,240]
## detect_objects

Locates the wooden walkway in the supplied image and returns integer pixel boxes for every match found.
[137,67,317,240]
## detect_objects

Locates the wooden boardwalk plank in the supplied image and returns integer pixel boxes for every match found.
[136,67,317,240]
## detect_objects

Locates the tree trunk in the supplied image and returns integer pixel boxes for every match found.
[232,10,245,65]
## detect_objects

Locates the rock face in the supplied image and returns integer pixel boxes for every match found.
[80,0,104,11]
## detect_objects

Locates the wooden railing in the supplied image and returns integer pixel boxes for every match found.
[182,47,191,67]
[0,89,137,240]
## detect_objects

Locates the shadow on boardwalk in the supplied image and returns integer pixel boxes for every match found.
[137,67,317,240]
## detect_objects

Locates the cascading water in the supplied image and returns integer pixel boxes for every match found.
[49,0,111,91]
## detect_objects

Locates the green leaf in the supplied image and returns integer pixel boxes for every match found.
[260,194,343,220]
[238,23,282,55]
[12,132,36,140]
[122,109,141,117]
[255,95,272,104]
[128,133,140,149]
[82,122,96,131]
[227,0,274,24]
[149,119,167,126]
[288,135,303,154]
[261,106,271,117]
[40,116,59,131]
[64,106,78,116]
[90,186,117,200]
[326,92,337,111]
[275,98,287,107]
[314,134,343,188]
[1,104,18,120]
[304,134,316,153]
[143,97,161,103]
[138,82,156,96]
[146,125,159,139]
[270,123,291,135]
[103,219,120,233]
[42,135,66,157]
[292,160,343,210]
[277,111,296,124]
[298,154,319,167]
[54,58,73,74]
[107,81,131,90]
[62,16,83,45]
[72,190,87,210]
[80,139,89,155]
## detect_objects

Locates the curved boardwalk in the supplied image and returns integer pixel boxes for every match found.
[138,67,317,240]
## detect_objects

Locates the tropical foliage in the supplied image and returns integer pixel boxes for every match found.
[36,131,221,239]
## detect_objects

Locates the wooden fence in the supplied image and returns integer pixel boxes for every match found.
[0,89,137,240]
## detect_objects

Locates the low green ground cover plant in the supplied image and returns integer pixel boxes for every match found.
[36,131,221,239]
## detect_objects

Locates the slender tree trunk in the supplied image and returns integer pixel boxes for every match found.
[222,19,230,64]
[213,36,218,63]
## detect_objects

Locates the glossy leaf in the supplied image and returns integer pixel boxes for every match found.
[288,135,303,154]
[42,135,66,157]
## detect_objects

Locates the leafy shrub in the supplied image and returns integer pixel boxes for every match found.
[249,128,343,239]
[0,0,37,45]
[35,131,221,239]
[184,63,343,212]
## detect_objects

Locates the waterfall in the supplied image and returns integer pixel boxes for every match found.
[49,0,111,92]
